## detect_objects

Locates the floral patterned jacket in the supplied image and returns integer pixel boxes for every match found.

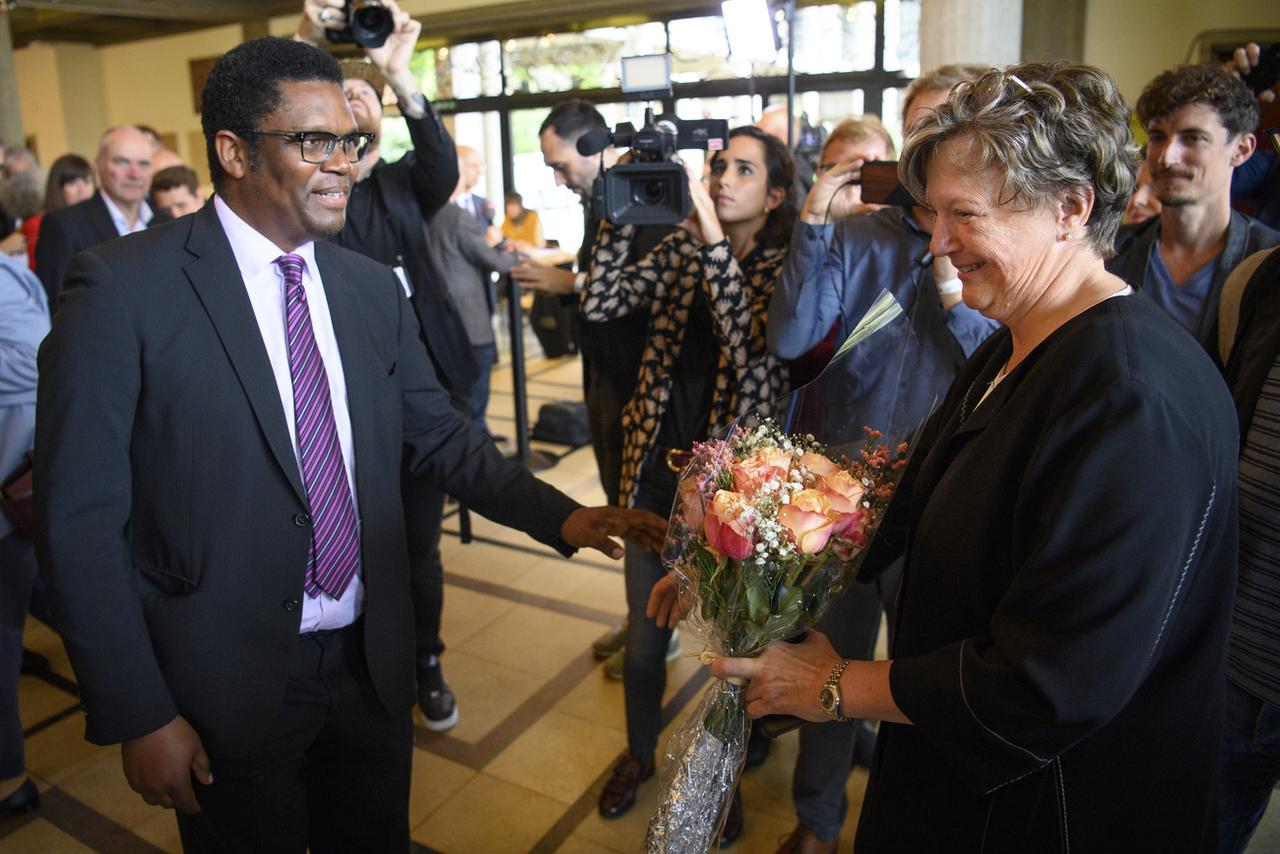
[581,220,789,507]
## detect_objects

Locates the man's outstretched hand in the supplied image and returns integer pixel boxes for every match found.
[560,506,668,559]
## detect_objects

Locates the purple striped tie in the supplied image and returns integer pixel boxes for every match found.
[277,254,361,600]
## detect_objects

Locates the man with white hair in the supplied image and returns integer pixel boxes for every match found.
[35,125,154,306]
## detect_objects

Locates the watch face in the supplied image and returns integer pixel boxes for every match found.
[819,685,837,714]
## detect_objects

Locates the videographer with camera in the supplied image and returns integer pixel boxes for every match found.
[296,0,474,733]
[586,125,795,838]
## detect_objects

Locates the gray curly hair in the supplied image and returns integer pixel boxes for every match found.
[0,165,47,220]
[899,62,1139,259]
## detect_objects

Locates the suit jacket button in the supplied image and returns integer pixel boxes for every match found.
[283,599,300,612]
[294,513,311,527]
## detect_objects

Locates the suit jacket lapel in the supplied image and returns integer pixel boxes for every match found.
[90,193,119,244]
[314,241,375,516]
[182,205,309,505]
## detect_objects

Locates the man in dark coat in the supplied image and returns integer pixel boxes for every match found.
[35,125,154,307]
[34,36,662,852]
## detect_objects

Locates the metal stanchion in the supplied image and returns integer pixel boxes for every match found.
[504,272,556,472]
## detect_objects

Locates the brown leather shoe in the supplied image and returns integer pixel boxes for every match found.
[775,824,837,854]
[718,788,743,847]
[598,753,654,818]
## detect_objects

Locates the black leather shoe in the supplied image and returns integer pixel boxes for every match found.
[719,788,743,847]
[0,778,39,818]
[598,753,654,818]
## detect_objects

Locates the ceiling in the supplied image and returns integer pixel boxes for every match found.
[5,0,301,48]
[3,0,733,50]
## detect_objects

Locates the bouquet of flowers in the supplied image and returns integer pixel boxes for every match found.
[647,292,932,853]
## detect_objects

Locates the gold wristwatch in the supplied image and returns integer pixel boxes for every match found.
[818,658,853,722]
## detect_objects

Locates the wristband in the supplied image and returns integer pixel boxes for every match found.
[936,277,963,296]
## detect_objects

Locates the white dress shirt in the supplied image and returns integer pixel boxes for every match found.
[101,192,153,237]
[213,196,364,632]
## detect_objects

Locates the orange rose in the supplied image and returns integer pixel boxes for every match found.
[798,452,839,478]
[818,469,865,514]
[777,489,837,555]
[732,446,794,498]
[703,490,756,560]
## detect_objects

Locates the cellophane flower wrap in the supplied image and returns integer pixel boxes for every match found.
[646,292,935,853]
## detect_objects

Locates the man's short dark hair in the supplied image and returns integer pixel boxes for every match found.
[539,99,607,143]
[151,165,200,197]
[1136,64,1259,139]
[201,37,344,189]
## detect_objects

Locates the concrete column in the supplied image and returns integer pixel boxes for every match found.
[1021,0,1085,64]
[0,12,24,147]
[920,0,1022,71]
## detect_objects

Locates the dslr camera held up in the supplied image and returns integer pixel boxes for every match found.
[578,56,729,226]
[324,0,394,49]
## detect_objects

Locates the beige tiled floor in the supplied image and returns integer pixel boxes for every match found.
[9,351,1280,853]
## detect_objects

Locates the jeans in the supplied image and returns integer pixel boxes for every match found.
[403,479,446,665]
[623,464,678,758]
[1215,679,1280,853]
[0,530,45,779]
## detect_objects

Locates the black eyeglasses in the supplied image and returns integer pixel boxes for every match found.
[236,129,375,164]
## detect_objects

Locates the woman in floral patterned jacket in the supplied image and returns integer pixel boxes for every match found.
[586,125,795,832]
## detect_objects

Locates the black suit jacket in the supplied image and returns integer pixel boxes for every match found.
[34,191,130,308]
[34,204,580,757]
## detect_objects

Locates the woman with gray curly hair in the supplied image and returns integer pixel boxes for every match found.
[650,62,1241,851]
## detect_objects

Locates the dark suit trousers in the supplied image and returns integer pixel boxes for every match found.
[623,464,677,758]
[177,621,413,853]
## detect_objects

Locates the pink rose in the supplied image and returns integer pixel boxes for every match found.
[829,508,866,540]
[703,490,756,560]
[798,452,839,478]
[732,446,793,498]
[777,489,837,555]
[818,469,866,514]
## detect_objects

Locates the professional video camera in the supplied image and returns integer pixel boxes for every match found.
[575,54,729,226]
[577,108,729,226]
[324,0,393,49]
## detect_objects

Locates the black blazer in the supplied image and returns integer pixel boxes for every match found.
[857,296,1239,852]
[34,191,127,308]
[34,204,580,758]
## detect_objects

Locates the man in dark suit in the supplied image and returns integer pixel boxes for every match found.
[34,37,663,852]
[34,125,154,307]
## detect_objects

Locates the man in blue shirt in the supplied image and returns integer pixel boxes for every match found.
[1108,63,1280,365]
